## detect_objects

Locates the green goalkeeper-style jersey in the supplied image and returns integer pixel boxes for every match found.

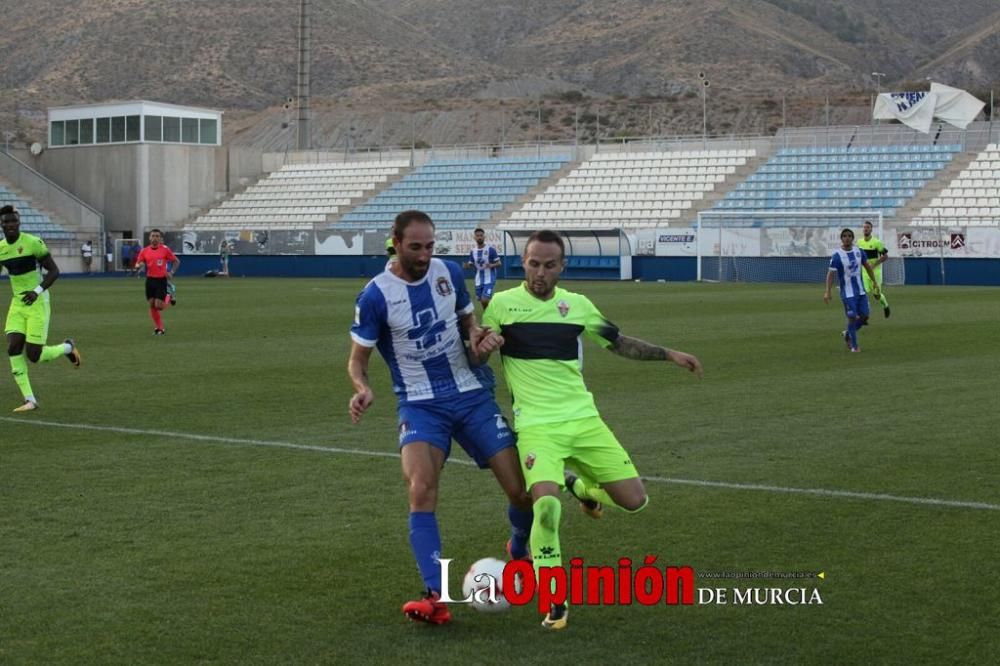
[0,232,50,301]
[482,283,620,429]
[857,235,887,267]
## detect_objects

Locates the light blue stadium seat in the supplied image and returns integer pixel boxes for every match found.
[717,142,958,215]
[333,155,570,230]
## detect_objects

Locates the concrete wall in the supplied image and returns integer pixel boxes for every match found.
[228,146,265,190]
[34,144,137,235]
[34,144,220,237]
[0,151,103,233]
[143,144,219,231]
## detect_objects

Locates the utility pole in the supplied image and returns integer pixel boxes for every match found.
[698,72,710,149]
[296,0,312,150]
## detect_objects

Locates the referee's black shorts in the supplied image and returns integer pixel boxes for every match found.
[145,277,168,301]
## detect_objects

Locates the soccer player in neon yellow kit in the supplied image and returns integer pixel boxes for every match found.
[477,229,703,629]
[857,220,890,318]
[0,205,81,412]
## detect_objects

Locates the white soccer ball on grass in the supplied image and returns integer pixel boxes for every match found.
[462,557,512,613]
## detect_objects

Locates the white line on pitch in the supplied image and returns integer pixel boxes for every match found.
[640,475,1000,512]
[4,416,999,512]
[0,416,408,462]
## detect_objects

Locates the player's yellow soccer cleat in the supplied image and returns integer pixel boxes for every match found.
[64,339,81,368]
[13,400,38,412]
[541,604,568,630]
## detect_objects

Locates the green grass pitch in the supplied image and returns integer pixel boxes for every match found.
[1,277,998,663]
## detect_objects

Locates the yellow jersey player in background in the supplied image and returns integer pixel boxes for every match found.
[0,206,81,412]
[857,219,891,318]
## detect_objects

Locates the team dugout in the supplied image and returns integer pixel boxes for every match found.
[48,101,222,148]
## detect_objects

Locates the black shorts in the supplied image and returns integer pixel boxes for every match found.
[145,277,168,301]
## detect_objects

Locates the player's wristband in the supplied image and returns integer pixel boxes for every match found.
[32,286,44,295]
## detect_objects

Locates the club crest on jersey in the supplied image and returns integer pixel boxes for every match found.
[17,247,23,254]
[557,300,570,317]
[525,452,536,470]
[435,277,453,297]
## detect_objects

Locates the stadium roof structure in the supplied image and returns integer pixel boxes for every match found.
[48,101,223,148]
[49,100,223,116]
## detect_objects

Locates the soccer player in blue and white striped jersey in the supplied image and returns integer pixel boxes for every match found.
[464,228,502,309]
[824,228,881,352]
[348,210,531,625]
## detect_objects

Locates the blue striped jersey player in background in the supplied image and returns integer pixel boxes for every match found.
[347,210,531,626]
[824,228,881,353]
[463,227,502,309]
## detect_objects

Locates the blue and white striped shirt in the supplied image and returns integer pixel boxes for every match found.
[469,245,500,287]
[829,247,870,298]
[351,258,490,403]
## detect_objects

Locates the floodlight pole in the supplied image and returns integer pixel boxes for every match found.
[872,72,885,126]
[698,72,710,149]
[871,72,885,95]
[296,0,312,151]
[702,84,708,148]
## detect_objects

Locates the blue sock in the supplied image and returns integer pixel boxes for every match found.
[408,512,442,594]
[847,320,858,348]
[507,504,533,559]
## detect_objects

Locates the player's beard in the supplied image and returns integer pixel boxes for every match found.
[527,276,554,299]
[400,256,429,280]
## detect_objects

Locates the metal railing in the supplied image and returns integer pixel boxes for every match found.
[775,121,997,153]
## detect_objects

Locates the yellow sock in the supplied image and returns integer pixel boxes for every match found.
[9,354,35,401]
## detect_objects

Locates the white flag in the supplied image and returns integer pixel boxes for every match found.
[873,92,937,133]
[929,82,985,129]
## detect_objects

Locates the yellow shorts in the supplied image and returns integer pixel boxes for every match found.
[5,299,51,345]
[516,416,639,489]
[862,266,883,292]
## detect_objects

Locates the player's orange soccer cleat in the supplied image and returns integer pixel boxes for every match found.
[402,590,451,625]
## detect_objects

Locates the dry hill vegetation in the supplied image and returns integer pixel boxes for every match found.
[1,0,997,148]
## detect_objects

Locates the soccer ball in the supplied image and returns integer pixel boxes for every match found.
[462,557,511,613]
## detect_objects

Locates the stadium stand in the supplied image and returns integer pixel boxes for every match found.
[0,181,74,241]
[913,143,1000,225]
[188,160,410,229]
[335,156,571,230]
[714,144,960,219]
[502,150,755,229]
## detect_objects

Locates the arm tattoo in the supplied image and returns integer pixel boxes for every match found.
[610,335,669,361]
